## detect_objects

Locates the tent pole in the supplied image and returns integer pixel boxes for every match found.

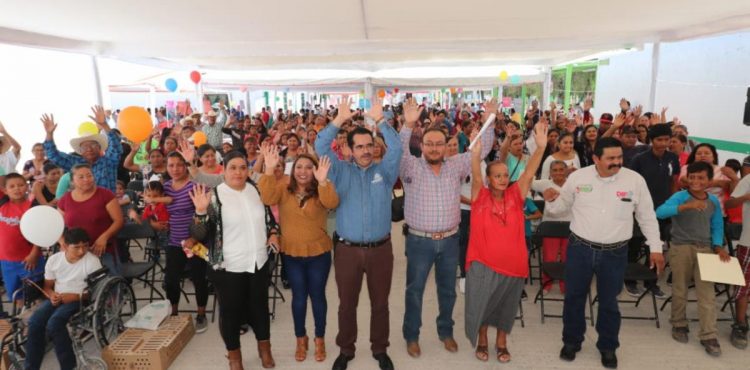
[521,84,528,126]
[149,85,156,121]
[90,55,104,107]
[364,78,374,101]
[648,42,661,112]
[245,89,251,115]
[563,64,573,110]
[543,69,552,110]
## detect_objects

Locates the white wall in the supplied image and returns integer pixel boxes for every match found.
[595,32,750,160]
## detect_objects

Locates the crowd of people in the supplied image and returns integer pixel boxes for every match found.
[0,93,748,370]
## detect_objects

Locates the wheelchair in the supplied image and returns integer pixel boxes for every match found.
[0,267,137,370]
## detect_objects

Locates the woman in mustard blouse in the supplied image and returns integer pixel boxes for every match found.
[258,144,339,363]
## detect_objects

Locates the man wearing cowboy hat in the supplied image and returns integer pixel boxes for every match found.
[0,121,21,175]
[40,105,123,192]
[200,99,227,149]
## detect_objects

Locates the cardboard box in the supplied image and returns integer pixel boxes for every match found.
[102,315,195,370]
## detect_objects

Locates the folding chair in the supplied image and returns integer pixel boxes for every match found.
[596,224,660,328]
[526,199,546,285]
[268,251,286,321]
[533,221,595,325]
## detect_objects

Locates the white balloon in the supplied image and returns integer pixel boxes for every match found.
[20,205,65,248]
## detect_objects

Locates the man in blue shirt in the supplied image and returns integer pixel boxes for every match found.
[316,97,402,370]
[40,106,123,192]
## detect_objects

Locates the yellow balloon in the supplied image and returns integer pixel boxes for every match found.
[499,70,509,81]
[117,106,153,143]
[78,122,99,136]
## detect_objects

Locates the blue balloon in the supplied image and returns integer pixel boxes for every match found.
[358,98,372,110]
[510,75,521,84]
[165,78,178,92]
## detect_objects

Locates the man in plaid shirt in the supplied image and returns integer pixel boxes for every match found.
[399,98,496,357]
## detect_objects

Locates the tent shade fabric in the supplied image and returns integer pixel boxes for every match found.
[1,0,749,71]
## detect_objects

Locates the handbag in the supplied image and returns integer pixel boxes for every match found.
[391,189,405,222]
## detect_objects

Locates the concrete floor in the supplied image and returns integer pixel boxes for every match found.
[40,221,748,369]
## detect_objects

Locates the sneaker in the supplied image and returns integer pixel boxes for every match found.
[671,326,689,343]
[700,338,722,357]
[650,285,667,299]
[730,323,748,349]
[195,314,208,334]
[458,278,466,294]
[625,284,643,298]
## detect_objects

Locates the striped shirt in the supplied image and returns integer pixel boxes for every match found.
[399,124,494,233]
[165,180,195,247]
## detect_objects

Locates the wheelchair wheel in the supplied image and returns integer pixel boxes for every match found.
[92,276,136,348]
[77,356,108,370]
[7,351,23,370]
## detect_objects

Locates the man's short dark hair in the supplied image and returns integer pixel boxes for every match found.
[4,173,25,184]
[594,137,623,158]
[687,161,714,180]
[64,228,91,245]
[422,127,448,143]
[347,127,374,148]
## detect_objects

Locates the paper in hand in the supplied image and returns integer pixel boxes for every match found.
[697,253,745,286]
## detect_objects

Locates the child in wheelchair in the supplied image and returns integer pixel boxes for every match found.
[25,228,102,370]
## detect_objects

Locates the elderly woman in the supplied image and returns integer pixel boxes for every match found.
[22,143,47,183]
[258,146,338,363]
[32,162,63,206]
[56,164,123,274]
[465,120,547,363]
[190,150,279,370]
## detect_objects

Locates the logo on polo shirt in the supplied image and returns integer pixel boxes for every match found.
[576,184,593,193]
[372,173,384,184]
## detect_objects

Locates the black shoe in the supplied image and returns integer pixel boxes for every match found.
[282,279,291,289]
[332,353,354,370]
[559,344,580,362]
[650,285,667,299]
[373,352,394,370]
[521,290,528,301]
[600,351,618,369]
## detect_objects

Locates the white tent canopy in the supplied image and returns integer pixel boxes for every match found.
[1,0,749,73]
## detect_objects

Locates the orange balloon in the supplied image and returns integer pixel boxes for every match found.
[117,106,153,143]
[191,131,207,147]
[377,89,386,98]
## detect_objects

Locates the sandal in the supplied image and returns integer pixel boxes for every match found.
[475,345,489,362]
[497,347,511,363]
[239,324,249,336]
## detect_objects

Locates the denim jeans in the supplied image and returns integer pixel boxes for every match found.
[101,252,121,276]
[403,233,459,342]
[25,300,80,370]
[562,238,628,352]
[284,252,332,338]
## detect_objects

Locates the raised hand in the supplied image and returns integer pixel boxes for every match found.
[40,114,58,139]
[314,156,331,183]
[633,104,643,117]
[365,97,384,122]
[177,140,195,163]
[0,121,6,135]
[403,98,424,128]
[261,142,280,174]
[89,105,110,131]
[189,183,211,214]
[583,95,593,111]
[482,98,499,119]
[533,117,549,149]
[613,113,627,129]
[332,96,354,126]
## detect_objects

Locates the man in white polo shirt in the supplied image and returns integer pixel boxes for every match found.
[543,137,665,369]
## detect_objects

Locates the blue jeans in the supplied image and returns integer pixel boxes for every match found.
[101,252,121,276]
[284,252,332,338]
[25,300,80,370]
[1,258,46,301]
[562,239,628,351]
[403,233,459,342]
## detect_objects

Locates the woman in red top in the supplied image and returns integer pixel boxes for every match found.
[465,119,548,363]
[57,163,123,274]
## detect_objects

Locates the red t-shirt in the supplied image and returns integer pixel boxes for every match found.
[58,188,116,253]
[466,184,528,278]
[142,203,170,222]
[0,199,34,261]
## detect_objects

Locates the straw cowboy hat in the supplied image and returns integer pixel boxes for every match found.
[70,133,108,155]
[205,110,217,117]
[0,136,10,154]
[180,117,195,126]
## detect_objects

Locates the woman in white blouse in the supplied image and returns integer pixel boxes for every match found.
[532,160,572,295]
[540,132,580,180]
[190,150,280,370]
